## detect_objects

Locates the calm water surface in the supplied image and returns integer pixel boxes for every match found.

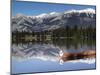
[11,39,96,74]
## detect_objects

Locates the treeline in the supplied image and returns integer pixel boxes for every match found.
[12,25,96,43]
[52,25,96,39]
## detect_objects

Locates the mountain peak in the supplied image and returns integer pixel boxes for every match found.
[50,12,59,15]
[79,8,95,14]
[12,8,96,32]
[36,13,48,18]
[64,8,95,14]
[15,13,25,18]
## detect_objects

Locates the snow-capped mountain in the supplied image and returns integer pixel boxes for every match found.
[65,8,95,14]
[12,8,96,32]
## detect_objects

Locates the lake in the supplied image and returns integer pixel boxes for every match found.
[11,38,96,74]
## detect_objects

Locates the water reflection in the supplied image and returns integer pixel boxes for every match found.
[12,38,96,74]
[12,38,96,63]
[12,43,60,62]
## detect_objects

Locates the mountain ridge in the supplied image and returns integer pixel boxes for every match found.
[12,8,96,32]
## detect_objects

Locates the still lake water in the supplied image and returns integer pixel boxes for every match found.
[11,39,96,74]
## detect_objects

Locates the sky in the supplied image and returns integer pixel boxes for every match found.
[12,0,96,16]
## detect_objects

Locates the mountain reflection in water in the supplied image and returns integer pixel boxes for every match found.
[12,38,96,74]
[12,38,96,64]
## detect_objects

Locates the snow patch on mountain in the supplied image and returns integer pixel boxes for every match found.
[12,8,96,32]
[65,8,95,14]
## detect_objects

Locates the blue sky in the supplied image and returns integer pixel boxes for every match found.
[12,0,96,16]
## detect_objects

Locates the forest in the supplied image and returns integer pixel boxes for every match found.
[12,25,96,43]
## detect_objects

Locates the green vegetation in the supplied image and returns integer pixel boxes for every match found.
[12,25,96,44]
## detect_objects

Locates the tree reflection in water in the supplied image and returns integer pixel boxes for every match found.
[12,38,96,65]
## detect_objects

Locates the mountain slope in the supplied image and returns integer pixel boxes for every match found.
[12,8,96,32]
